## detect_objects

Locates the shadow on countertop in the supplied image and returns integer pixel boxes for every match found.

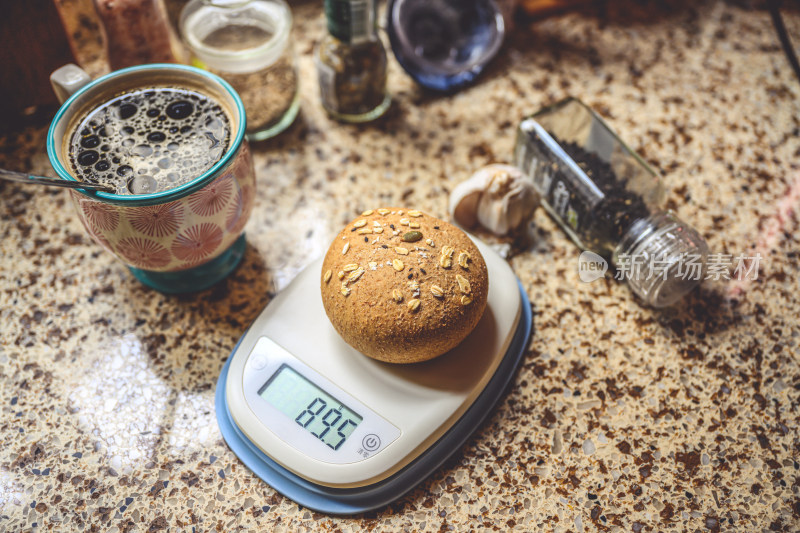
[119,241,273,394]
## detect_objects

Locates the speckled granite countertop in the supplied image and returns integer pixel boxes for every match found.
[2,1,799,531]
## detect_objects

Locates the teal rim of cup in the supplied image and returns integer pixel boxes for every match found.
[46,63,247,207]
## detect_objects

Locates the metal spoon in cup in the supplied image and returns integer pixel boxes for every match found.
[0,168,115,193]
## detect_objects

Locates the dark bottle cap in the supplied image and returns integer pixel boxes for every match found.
[325,0,378,44]
[387,0,505,92]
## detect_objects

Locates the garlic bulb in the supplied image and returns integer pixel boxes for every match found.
[449,164,539,235]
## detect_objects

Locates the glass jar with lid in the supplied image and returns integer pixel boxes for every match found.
[180,0,300,141]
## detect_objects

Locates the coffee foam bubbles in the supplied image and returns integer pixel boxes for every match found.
[67,87,231,195]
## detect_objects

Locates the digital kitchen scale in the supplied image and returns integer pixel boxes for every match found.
[215,239,532,515]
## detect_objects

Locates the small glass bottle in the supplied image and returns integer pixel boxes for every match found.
[514,97,709,307]
[180,0,300,141]
[315,0,391,122]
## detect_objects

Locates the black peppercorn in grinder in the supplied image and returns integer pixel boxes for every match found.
[513,98,709,307]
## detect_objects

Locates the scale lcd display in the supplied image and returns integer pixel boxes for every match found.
[258,364,363,451]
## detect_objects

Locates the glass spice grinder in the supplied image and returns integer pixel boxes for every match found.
[514,98,709,307]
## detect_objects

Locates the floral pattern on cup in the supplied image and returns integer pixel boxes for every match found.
[117,237,172,269]
[228,183,254,236]
[188,175,234,216]
[226,187,244,232]
[81,201,120,233]
[171,222,224,263]
[72,142,255,272]
[129,201,185,238]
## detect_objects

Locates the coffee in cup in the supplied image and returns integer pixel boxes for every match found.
[66,86,232,195]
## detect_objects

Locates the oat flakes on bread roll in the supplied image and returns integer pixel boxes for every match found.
[320,208,489,364]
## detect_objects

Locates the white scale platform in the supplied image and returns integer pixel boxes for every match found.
[216,238,532,514]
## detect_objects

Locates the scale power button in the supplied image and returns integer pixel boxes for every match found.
[248,354,268,370]
[362,434,381,452]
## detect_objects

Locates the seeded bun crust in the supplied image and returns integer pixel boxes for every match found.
[320,208,488,364]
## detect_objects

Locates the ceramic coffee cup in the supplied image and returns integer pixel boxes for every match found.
[47,64,256,293]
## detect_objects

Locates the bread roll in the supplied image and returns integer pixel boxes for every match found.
[320,208,488,363]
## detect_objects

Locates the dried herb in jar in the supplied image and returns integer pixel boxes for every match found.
[205,54,299,136]
[181,0,300,141]
[315,0,390,122]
